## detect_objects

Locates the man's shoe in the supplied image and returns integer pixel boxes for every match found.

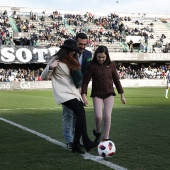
[67,142,73,150]
[165,96,168,99]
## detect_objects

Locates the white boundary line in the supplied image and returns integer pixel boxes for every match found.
[0,117,127,170]
[0,105,167,111]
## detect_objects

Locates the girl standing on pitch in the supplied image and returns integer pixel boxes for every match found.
[81,45,126,143]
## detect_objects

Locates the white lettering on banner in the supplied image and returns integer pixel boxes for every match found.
[111,53,139,61]
[126,53,139,60]
[48,47,59,56]
[0,47,50,63]
[0,83,11,89]
[33,48,48,62]
[120,79,165,87]
[1,48,15,62]
[110,53,170,61]
[16,48,32,63]
[20,82,30,89]
[144,53,170,60]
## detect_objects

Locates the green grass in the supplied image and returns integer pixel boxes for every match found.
[0,88,170,170]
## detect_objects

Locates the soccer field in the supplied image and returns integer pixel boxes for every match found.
[0,88,169,170]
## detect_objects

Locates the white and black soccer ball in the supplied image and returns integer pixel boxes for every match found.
[98,140,116,158]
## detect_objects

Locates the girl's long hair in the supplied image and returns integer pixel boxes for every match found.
[55,47,80,71]
[92,45,111,65]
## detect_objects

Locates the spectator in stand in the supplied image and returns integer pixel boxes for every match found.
[23,37,28,46]
[37,76,42,81]
[128,40,133,53]
[29,36,35,46]
[11,11,17,19]
[162,70,166,84]
[19,37,24,46]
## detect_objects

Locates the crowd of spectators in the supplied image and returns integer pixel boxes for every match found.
[1,9,169,53]
[62,12,170,53]
[0,10,14,46]
[11,10,75,47]
[116,64,168,79]
[0,67,43,82]
[0,64,169,82]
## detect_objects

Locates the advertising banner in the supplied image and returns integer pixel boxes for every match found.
[1,46,170,63]
[0,46,60,64]
[0,80,165,90]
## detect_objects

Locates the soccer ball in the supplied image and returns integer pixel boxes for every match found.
[98,140,116,158]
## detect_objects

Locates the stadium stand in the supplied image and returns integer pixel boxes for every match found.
[0,6,170,84]
[1,7,170,52]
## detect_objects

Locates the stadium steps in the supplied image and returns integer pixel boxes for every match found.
[152,21,170,38]
[121,42,129,52]
[164,23,170,31]
[8,17,19,32]
[63,20,76,36]
[84,23,124,52]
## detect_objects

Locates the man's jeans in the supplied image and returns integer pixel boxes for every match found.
[62,105,76,143]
